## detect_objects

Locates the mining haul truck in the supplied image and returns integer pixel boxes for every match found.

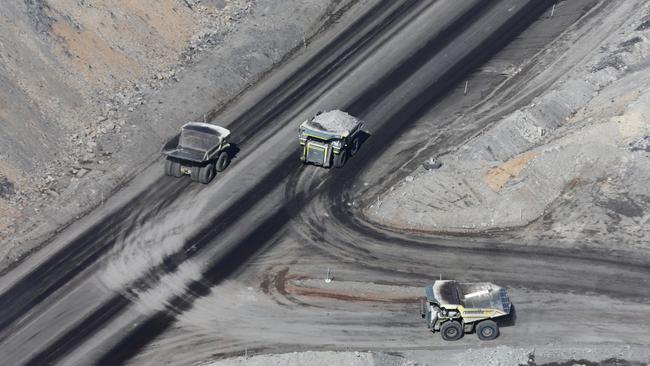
[420,280,511,341]
[299,110,363,168]
[161,122,231,184]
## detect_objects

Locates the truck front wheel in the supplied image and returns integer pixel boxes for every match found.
[476,320,499,340]
[165,159,182,177]
[440,321,463,341]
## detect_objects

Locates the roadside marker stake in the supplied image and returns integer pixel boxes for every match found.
[325,268,332,283]
[463,80,469,95]
[551,3,556,18]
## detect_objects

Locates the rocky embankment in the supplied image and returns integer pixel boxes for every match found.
[366,1,650,250]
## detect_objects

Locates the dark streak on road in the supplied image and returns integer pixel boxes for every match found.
[94,1,559,364]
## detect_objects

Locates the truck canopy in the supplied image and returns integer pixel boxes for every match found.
[300,110,361,139]
[426,280,511,314]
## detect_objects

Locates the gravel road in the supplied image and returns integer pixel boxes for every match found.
[0,1,648,366]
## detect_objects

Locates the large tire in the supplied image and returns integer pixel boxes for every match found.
[166,159,182,177]
[190,165,201,182]
[476,320,499,341]
[440,321,463,341]
[349,136,360,156]
[199,163,215,184]
[216,151,230,172]
[333,150,347,168]
[164,159,173,176]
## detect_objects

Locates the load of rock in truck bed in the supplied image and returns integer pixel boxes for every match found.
[300,110,362,137]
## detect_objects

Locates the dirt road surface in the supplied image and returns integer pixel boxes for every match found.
[0,1,648,365]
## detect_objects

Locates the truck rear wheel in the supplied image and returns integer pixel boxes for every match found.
[476,320,499,340]
[440,321,463,341]
[216,152,230,172]
[164,159,173,176]
[165,159,182,177]
[190,166,201,182]
[199,163,215,184]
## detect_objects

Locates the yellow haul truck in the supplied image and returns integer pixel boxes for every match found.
[299,110,363,168]
[420,280,511,341]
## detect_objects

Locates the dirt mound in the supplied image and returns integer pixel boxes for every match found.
[202,351,418,366]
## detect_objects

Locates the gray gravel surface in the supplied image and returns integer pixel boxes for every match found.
[1,1,649,366]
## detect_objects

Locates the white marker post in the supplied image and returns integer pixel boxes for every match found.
[325,268,332,283]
